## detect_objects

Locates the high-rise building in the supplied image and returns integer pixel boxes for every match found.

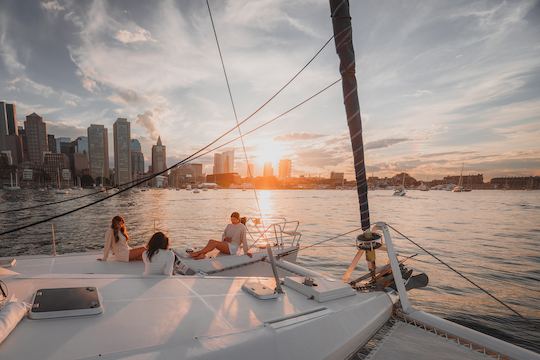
[18,126,28,162]
[56,137,71,153]
[0,102,17,144]
[223,150,234,173]
[24,113,48,166]
[66,139,86,184]
[191,163,203,180]
[3,103,17,134]
[212,150,234,174]
[263,162,274,177]
[130,139,144,180]
[152,136,166,174]
[278,159,292,179]
[73,152,89,178]
[246,162,255,177]
[87,124,109,182]
[0,102,7,148]
[0,102,23,165]
[47,134,56,153]
[0,102,12,137]
[213,153,223,174]
[74,136,88,154]
[113,118,131,186]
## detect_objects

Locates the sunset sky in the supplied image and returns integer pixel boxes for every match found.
[1,0,539,180]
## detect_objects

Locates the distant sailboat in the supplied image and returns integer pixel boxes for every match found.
[393,172,406,196]
[452,164,465,192]
[55,168,69,194]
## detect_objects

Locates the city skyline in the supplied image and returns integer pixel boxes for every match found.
[0,1,539,180]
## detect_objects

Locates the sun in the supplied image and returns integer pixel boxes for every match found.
[254,141,285,167]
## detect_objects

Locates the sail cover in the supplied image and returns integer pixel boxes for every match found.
[330,0,370,231]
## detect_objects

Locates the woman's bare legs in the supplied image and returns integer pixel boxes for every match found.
[190,240,230,259]
[129,246,146,261]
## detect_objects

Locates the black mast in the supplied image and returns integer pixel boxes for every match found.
[329,0,370,232]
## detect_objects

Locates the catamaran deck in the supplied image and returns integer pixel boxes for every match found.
[2,253,537,360]
[0,253,393,360]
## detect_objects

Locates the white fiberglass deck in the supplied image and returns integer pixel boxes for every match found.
[0,253,393,360]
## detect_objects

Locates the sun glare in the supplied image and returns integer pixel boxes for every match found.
[255,142,285,167]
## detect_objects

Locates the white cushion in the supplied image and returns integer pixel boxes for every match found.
[0,301,29,344]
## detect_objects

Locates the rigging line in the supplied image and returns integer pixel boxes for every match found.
[386,224,529,321]
[276,227,362,257]
[0,79,341,237]
[206,0,265,235]
[0,30,344,216]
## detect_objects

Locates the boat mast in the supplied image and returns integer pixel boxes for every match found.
[329,0,370,233]
[331,0,383,281]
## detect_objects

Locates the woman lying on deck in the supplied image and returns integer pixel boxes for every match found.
[98,216,146,262]
[190,212,252,260]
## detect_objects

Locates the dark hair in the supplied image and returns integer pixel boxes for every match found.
[240,217,247,225]
[147,232,169,262]
[111,216,128,243]
[231,212,240,219]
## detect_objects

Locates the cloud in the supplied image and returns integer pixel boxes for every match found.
[7,77,81,107]
[46,120,87,139]
[136,110,160,140]
[274,132,325,141]
[295,146,350,169]
[107,88,148,105]
[40,0,64,13]
[114,27,155,44]
[405,89,432,98]
[7,77,55,96]
[365,137,409,151]
[0,30,26,73]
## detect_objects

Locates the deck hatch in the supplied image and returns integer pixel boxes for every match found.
[29,287,102,319]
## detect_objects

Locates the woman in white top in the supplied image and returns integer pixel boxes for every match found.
[190,212,251,260]
[98,216,145,262]
[143,232,175,276]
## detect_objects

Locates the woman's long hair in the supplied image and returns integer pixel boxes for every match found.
[147,232,169,261]
[111,216,129,243]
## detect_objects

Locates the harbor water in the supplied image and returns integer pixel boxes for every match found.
[1,189,539,353]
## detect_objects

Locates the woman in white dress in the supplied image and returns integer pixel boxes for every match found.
[142,232,175,276]
[190,212,251,259]
[98,216,145,262]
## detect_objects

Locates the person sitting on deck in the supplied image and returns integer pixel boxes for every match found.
[189,212,252,260]
[143,232,175,276]
[97,216,146,262]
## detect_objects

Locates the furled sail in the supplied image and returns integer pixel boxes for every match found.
[330,0,370,231]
